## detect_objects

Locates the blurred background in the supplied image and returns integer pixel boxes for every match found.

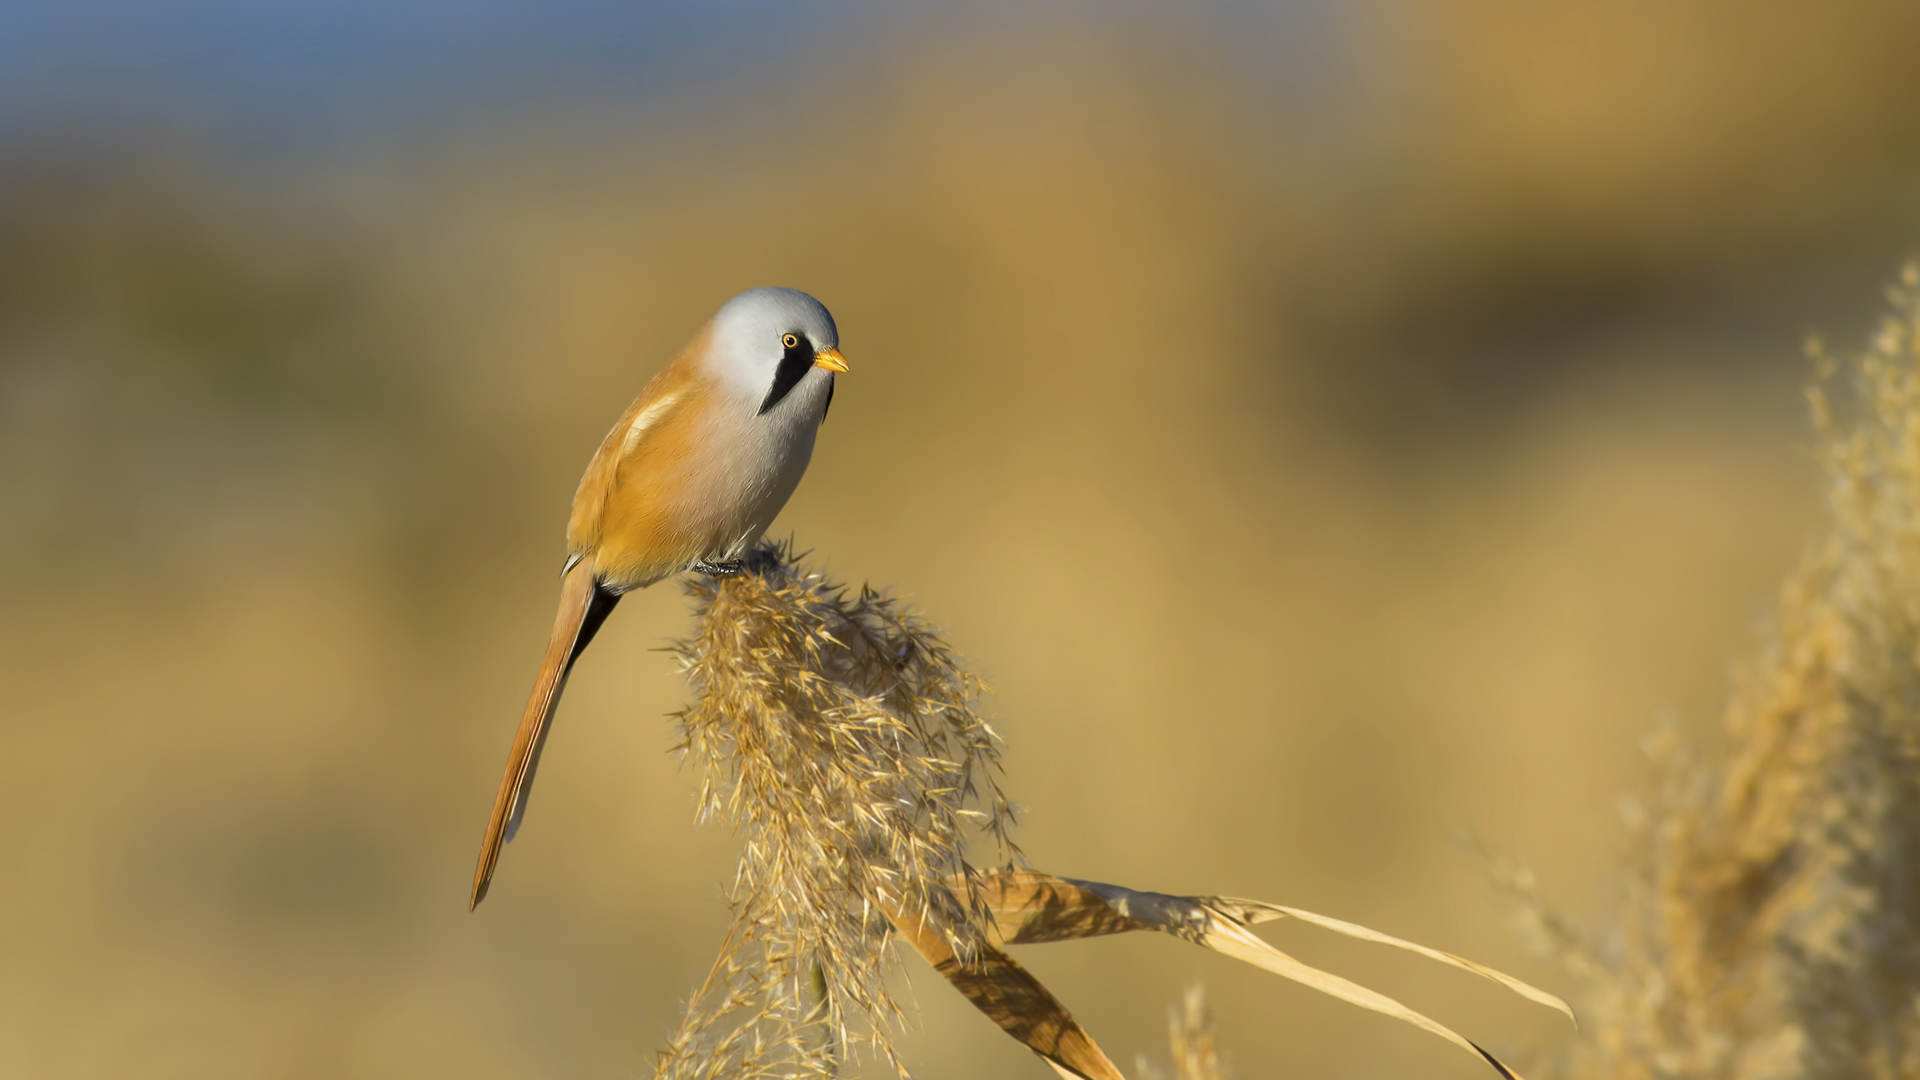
[4,1,1919,1076]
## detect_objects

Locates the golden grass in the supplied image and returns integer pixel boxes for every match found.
[1496,265,1920,1080]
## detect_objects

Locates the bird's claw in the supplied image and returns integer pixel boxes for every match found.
[692,558,745,578]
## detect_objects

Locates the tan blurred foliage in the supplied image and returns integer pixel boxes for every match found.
[1485,270,1920,1080]
[1,3,1916,1076]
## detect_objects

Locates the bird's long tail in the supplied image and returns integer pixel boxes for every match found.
[471,558,620,909]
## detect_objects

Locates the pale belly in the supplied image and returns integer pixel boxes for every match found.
[591,373,829,590]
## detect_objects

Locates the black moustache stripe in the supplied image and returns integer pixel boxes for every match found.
[759,333,815,415]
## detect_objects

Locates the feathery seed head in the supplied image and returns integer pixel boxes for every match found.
[655,541,1016,1078]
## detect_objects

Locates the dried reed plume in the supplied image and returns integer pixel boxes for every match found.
[652,546,1568,1078]
[1500,264,1920,1080]
[656,543,1016,1077]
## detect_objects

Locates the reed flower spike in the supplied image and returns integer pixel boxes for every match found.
[656,542,1017,1076]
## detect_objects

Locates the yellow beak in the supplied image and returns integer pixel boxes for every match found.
[813,347,849,374]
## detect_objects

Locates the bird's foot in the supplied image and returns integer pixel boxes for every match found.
[691,558,745,578]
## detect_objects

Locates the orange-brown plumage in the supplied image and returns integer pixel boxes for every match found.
[567,326,718,589]
[470,559,601,908]
[471,287,846,909]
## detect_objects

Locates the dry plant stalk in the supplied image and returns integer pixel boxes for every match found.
[1506,264,1920,1080]
[655,544,1569,1078]
[657,542,1016,1077]
[1167,987,1225,1080]
[1137,987,1226,1080]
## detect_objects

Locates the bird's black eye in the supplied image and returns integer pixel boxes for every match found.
[781,333,799,349]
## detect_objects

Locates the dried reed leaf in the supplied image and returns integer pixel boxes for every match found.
[1180,900,1522,1079]
[1209,897,1578,1026]
[883,895,1125,1080]
[975,868,1144,944]
[971,868,1557,1079]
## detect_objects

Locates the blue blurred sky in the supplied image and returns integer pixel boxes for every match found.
[0,0,1345,150]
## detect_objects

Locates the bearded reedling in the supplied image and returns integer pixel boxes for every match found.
[470,287,848,909]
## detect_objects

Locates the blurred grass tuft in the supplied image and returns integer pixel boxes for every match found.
[1499,265,1920,1080]
[1139,987,1226,1080]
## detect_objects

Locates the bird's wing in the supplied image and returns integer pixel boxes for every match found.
[566,357,704,555]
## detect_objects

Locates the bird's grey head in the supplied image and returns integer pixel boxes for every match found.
[705,287,845,414]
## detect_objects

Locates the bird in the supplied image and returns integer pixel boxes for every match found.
[470,286,848,909]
